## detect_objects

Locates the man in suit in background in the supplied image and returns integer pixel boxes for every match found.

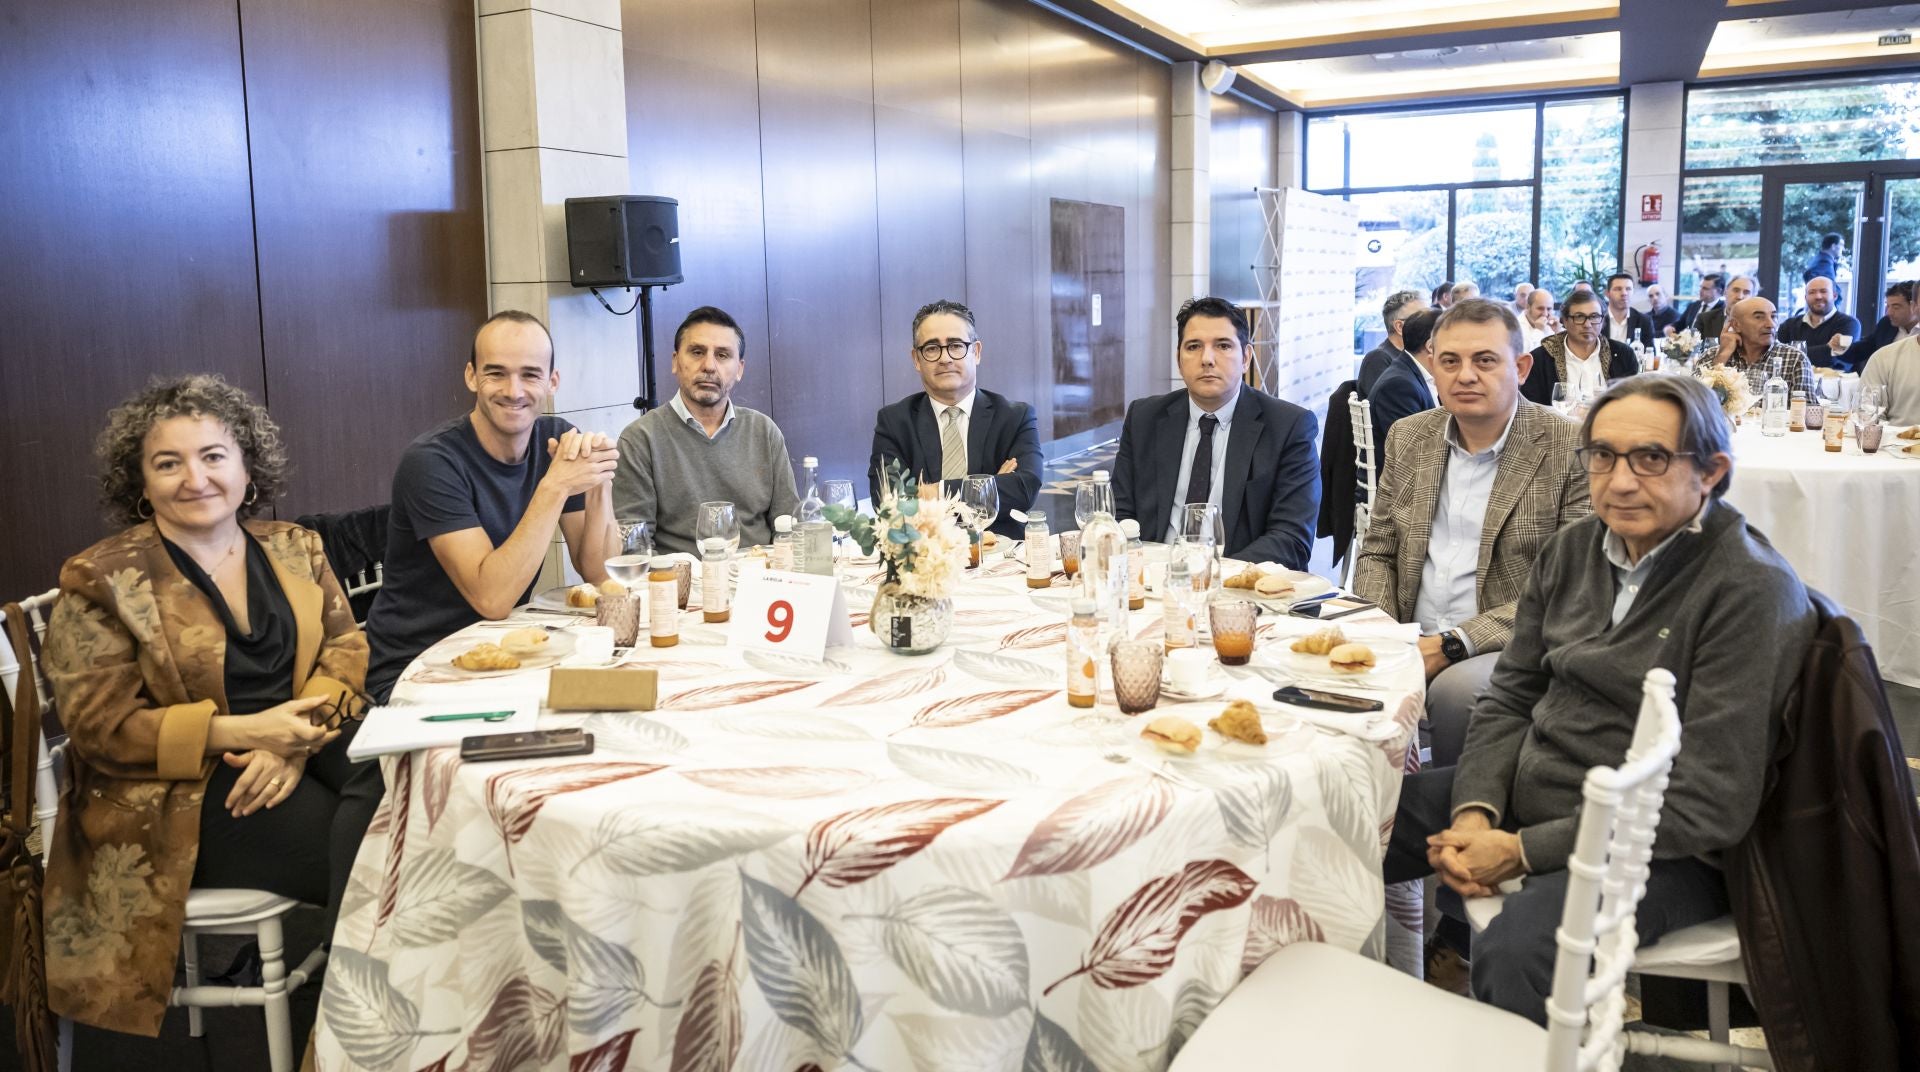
[1359,289,1428,396]
[1675,273,1722,335]
[1603,272,1654,349]
[1114,297,1322,569]
[1694,274,1753,342]
[1354,298,1590,766]
[869,299,1042,539]
[1837,279,1918,372]
[1521,287,1639,406]
[1367,307,1440,464]
[1647,284,1680,337]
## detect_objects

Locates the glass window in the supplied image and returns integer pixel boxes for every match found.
[1455,186,1534,298]
[1307,103,1536,191]
[1685,76,1920,170]
[1678,173,1761,299]
[1348,190,1448,352]
[1539,97,1624,296]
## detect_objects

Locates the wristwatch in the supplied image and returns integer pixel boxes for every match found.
[1440,631,1469,664]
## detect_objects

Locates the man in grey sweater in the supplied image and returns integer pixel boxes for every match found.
[613,306,799,553]
[1384,373,1816,1024]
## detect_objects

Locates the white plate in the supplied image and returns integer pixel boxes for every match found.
[531,584,600,615]
[425,631,576,677]
[1258,638,1415,684]
[1890,441,1920,460]
[1244,571,1335,609]
[1159,677,1228,703]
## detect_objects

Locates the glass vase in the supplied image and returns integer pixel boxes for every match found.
[870,582,952,655]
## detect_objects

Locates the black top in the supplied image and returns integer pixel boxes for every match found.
[1777,312,1863,370]
[364,414,583,699]
[867,389,1043,540]
[163,534,296,715]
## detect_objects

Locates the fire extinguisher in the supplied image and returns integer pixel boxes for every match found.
[1634,241,1661,285]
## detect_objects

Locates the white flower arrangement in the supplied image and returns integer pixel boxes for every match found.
[1694,362,1754,425]
[1662,329,1700,367]
[824,461,970,601]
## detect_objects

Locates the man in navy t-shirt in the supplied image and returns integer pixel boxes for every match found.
[365,311,620,699]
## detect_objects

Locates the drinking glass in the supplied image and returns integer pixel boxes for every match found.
[1208,596,1258,666]
[1180,503,1225,593]
[960,475,999,534]
[1550,383,1577,418]
[1058,530,1082,578]
[822,480,856,530]
[696,502,739,558]
[1074,479,1099,529]
[606,520,654,588]
[1858,385,1888,424]
[1109,640,1165,715]
[1170,534,1215,593]
[1860,418,1886,454]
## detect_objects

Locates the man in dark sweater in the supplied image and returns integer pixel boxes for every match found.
[1837,279,1918,372]
[1384,373,1816,1025]
[1776,275,1859,369]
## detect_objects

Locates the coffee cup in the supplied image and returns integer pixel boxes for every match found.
[573,625,616,664]
[1167,648,1210,693]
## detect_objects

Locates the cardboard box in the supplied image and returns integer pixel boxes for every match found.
[546,667,658,711]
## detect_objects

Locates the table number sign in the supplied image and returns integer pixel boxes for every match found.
[728,569,854,660]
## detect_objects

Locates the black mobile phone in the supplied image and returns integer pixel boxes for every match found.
[1273,685,1385,713]
[1291,595,1381,620]
[460,727,595,762]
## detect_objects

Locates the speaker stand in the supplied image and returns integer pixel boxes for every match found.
[634,284,662,412]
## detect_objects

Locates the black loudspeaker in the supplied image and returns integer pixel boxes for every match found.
[565,195,683,287]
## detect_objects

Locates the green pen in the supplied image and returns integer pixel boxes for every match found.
[421,710,516,723]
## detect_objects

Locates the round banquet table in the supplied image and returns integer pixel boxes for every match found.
[311,556,1424,1072]
[1719,423,1920,687]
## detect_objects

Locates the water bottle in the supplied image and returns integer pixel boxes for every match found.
[1762,370,1790,437]
[1077,471,1129,629]
[798,456,824,523]
[770,515,795,571]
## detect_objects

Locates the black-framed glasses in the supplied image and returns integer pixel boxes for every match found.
[1575,446,1696,477]
[915,339,976,363]
[1564,312,1606,325]
[312,686,374,731]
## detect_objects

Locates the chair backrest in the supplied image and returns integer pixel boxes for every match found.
[0,589,63,850]
[1542,667,1685,1072]
[1345,394,1376,587]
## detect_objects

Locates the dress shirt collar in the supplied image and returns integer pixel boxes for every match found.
[932,389,977,421]
[1443,406,1517,459]
[1565,333,1604,361]
[1187,388,1241,427]
[1603,498,1710,571]
[669,391,736,438]
[1415,360,1437,398]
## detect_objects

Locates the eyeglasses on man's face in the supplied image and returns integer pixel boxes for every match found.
[915,339,976,363]
[1564,312,1606,325]
[1575,446,1696,477]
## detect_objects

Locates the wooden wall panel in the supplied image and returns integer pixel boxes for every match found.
[755,0,884,486]
[623,0,773,415]
[0,0,264,598]
[245,0,485,519]
[1210,94,1278,303]
[872,0,966,408]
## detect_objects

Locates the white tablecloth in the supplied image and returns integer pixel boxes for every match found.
[1720,423,1920,686]
[312,559,1422,1072]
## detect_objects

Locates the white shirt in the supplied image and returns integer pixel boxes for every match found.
[1563,337,1608,399]
[1522,321,1550,352]
[1603,499,1709,624]
[1414,410,1516,647]
[1860,335,1920,424]
[932,389,977,463]
[669,392,736,440]
[1607,309,1635,343]
[1167,389,1240,537]
[1415,360,1438,399]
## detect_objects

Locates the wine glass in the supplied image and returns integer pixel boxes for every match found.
[696,501,739,558]
[822,479,856,550]
[605,519,653,588]
[960,474,1000,536]
[1550,383,1577,418]
[1073,479,1098,529]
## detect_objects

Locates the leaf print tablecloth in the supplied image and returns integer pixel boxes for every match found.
[313,562,1423,1072]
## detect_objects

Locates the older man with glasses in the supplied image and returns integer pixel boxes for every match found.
[1520,286,1639,406]
[869,299,1042,538]
[1383,373,1816,1025]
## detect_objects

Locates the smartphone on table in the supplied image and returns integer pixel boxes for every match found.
[460,727,595,762]
[1289,595,1380,620]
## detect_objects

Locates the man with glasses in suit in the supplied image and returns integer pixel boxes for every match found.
[868,299,1042,539]
[1521,287,1639,406]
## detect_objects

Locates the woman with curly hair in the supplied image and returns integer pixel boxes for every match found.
[39,373,381,1039]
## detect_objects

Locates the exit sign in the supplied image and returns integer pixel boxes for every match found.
[1880,33,1911,47]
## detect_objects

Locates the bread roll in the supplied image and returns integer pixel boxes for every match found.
[1140,715,1202,755]
[1328,642,1375,673]
[1290,626,1346,655]
[500,627,550,658]
[566,584,599,609]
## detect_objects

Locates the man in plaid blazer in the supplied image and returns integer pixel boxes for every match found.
[1353,299,1591,765]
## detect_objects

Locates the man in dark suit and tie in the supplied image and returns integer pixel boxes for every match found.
[1674,273,1722,334]
[1358,289,1428,396]
[869,299,1043,539]
[1112,297,1322,569]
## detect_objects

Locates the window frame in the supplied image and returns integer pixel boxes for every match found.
[1303,91,1627,295]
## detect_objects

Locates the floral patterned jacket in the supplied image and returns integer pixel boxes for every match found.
[39,520,366,1036]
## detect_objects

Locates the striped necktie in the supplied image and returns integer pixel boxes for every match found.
[940,406,967,481]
